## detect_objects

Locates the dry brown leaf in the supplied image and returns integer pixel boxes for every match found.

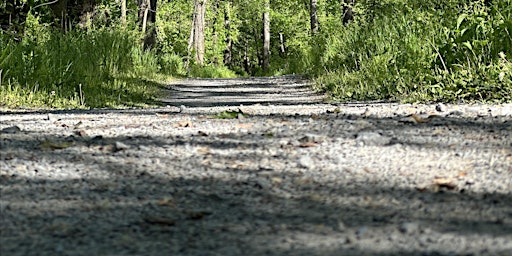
[433,177,457,190]
[299,141,317,148]
[411,114,430,123]
[75,130,87,137]
[271,177,283,184]
[73,121,83,129]
[157,198,176,207]
[174,121,193,128]
[235,123,254,129]
[457,171,467,178]
[197,147,211,155]
[363,167,374,174]
[415,186,428,192]
[40,140,74,150]
[155,113,169,118]
[186,210,212,220]
[143,216,176,225]
[434,177,455,184]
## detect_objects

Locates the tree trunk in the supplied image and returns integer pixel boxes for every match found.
[279,32,286,58]
[223,3,232,66]
[310,0,319,34]
[142,0,149,33]
[244,39,251,74]
[211,1,219,65]
[121,0,126,26]
[138,0,157,49]
[192,0,207,66]
[262,0,270,72]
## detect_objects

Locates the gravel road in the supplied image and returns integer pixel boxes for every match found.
[1,76,511,255]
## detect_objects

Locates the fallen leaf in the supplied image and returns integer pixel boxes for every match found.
[299,141,317,148]
[40,140,74,150]
[157,198,176,207]
[433,177,457,190]
[75,130,87,137]
[434,177,455,184]
[415,186,428,192]
[210,109,248,119]
[411,114,430,123]
[186,210,212,220]
[235,123,254,129]
[155,113,170,118]
[175,121,193,128]
[311,114,321,120]
[271,177,283,184]
[73,121,83,129]
[362,108,371,117]
[197,147,211,155]
[143,216,176,226]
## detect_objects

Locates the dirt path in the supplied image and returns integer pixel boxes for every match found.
[1,76,511,255]
[160,75,326,107]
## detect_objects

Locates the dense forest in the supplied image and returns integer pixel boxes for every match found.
[0,0,511,108]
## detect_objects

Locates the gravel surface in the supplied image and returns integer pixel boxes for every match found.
[1,76,512,255]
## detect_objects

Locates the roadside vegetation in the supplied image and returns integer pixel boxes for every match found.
[0,0,510,109]
[311,0,512,103]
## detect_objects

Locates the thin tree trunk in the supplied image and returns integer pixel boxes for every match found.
[262,0,270,72]
[193,0,207,66]
[211,1,219,65]
[310,0,319,34]
[244,39,251,74]
[279,32,286,58]
[186,9,196,69]
[142,0,149,34]
[121,0,126,26]
[138,0,157,49]
[223,2,232,66]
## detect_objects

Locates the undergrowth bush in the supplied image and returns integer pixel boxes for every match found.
[312,0,512,103]
[189,64,237,78]
[0,13,161,108]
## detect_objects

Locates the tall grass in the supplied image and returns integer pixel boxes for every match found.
[311,0,512,103]
[0,14,161,109]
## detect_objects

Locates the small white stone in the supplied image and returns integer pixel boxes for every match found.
[298,155,315,169]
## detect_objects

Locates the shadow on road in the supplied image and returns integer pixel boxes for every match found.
[159,76,326,107]
[1,109,511,255]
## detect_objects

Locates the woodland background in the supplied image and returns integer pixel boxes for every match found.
[0,0,511,108]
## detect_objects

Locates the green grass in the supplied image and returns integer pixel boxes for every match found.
[0,14,165,109]
[2,1,510,109]
[311,0,512,103]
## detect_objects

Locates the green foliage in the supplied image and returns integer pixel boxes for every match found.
[2,0,511,109]
[189,64,237,78]
[312,0,512,103]
[0,14,161,108]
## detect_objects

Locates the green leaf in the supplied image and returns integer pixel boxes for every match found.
[457,14,468,30]
[210,109,248,119]
[462,42,472,50]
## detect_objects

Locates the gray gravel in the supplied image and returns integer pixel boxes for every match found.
[1,76,512,256]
